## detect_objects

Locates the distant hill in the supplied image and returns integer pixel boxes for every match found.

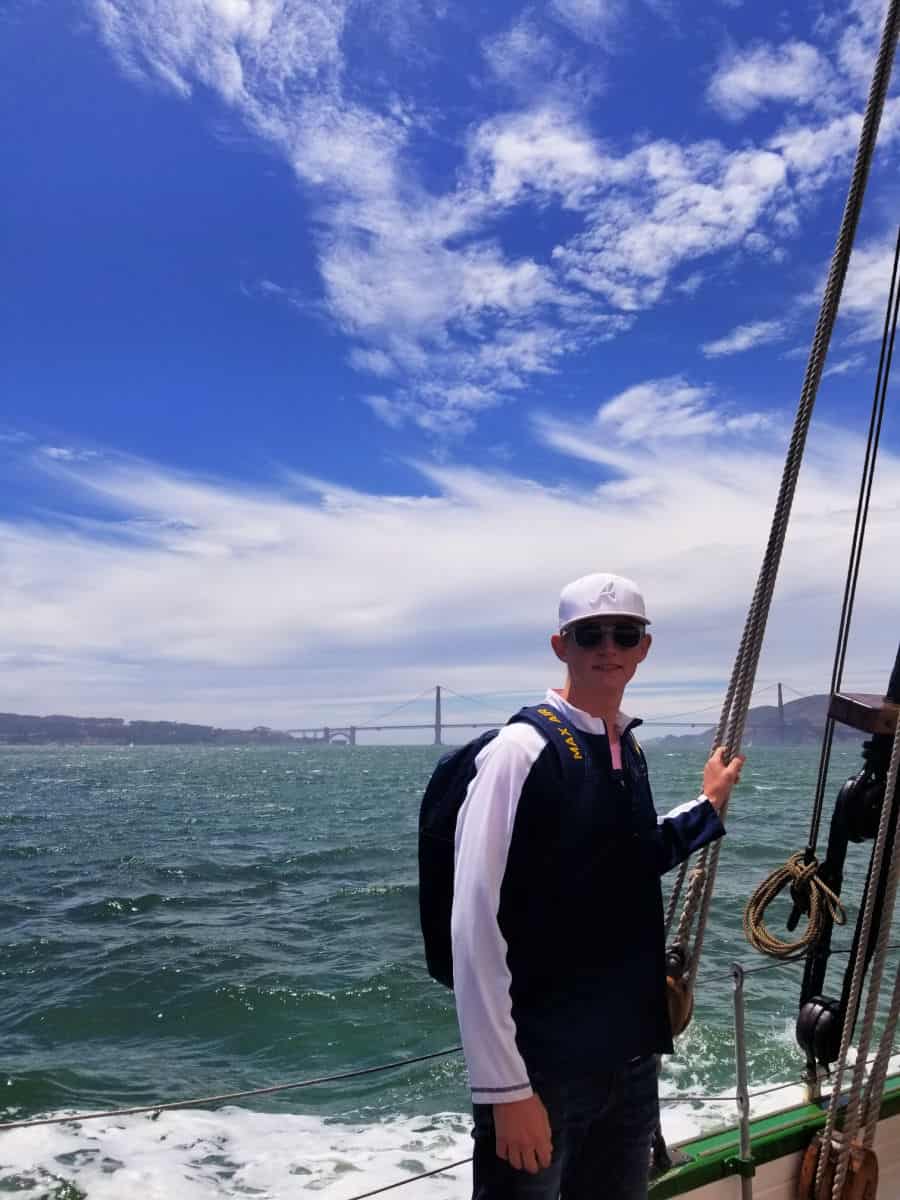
[648,694,864,748]
[0,712,294,746]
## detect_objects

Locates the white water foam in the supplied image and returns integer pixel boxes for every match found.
[1,1109,473,1200]
[0,1099,772,1199]
[5,1056,900,1199]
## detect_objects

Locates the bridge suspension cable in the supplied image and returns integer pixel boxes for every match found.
[438,686,508,721]
[354,688,437,727]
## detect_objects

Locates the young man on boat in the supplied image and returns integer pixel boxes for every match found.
[451,572,744,1200]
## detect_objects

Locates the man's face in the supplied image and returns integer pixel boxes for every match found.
[550,618,652,693]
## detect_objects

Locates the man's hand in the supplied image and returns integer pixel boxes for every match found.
[702,747,746,813]
[493,1094,553,1174]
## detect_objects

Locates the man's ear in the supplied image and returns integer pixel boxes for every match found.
[550,632,569,664]
[637,633,652,663]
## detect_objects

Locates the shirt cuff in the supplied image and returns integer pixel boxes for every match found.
[471,1081,534,1105]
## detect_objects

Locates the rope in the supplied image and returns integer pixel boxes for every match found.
[670,0,900,999]
[807,223,900,860]
[333,1058,900,1200]
[8,946,900,1135]
[862,960,900,1146]
[0,1047,462,1133]
[748,220,900,979]
[341,1158,473,1200]
[817,718,900,1198]
[6,1062,895,1200]
[744,854,847,959]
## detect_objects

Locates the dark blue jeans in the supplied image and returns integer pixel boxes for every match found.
[472,1055,659,1200]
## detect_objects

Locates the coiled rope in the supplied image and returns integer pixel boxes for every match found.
[666,0,900,1004]
[744,853,847,959]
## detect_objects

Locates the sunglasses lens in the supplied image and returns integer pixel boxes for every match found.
[572,627,603,648]
[571,624,643,649]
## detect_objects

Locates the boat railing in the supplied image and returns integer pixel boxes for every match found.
[2,944,899,1199]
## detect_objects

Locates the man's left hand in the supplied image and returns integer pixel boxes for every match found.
[702,747,745,813]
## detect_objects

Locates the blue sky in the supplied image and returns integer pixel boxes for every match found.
[2,0,900,738]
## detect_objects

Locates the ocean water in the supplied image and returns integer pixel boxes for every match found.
[0,741,890,1198]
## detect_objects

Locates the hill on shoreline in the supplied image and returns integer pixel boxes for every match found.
[648,693,863,748]
[0,711,294,746]
[0,693,872,747]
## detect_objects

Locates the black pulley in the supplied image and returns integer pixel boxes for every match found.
[796,994,843,1068]
[794,641,900,1068]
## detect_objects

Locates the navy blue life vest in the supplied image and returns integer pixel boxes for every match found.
[418,705,590,988]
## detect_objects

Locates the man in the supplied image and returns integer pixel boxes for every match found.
[451,572,744,1200]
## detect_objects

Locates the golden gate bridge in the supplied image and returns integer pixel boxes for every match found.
[283,684,756,746]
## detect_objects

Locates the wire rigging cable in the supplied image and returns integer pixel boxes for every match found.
[0,1047,462,1133]
[744,225,900,964]
[807,223,900,861]
[6,942,900,1132]
[665,0,900,1002]
[816,717,900,1197]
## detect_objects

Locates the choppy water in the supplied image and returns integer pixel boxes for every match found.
[0,742,887,1198]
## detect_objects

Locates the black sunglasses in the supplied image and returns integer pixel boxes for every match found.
[565,622,645,650]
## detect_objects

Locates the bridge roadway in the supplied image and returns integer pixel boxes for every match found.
[284,719,708,745]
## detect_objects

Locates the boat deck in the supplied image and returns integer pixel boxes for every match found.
[651,1074,900,1197]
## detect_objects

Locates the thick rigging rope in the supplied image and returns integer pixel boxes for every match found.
[667,0,900,1000]
[816,717,900,1197]
[744,225,900,963]
[861,960,900,1146]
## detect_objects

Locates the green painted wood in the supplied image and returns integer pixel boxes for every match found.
[650,1075,900,1197]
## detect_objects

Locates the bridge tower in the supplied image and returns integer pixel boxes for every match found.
[434,685,442,746]
[349,726,357,747]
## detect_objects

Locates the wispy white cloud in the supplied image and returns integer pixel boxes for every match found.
[6,416,898,726]
[483,17,561,91]
[823,354,867,379]
[349,348,396,378]
[552,141,789,310]
[89,0,900,435]
[838,234,900,342]
[829,0,893,96]
[677,273,705,296]
[590,377,773,445]
[548,0,624,44]
[768,108,889,196]
[41,446,101,462]
[482,16,598,100]
[469,104,607,208]
[93,0,347,101]
[707,41,835,120]
[702,319,786,358]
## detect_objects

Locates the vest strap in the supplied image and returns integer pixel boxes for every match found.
[509,704,590,787]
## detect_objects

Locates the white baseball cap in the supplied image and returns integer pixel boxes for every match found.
[558,572,651,630]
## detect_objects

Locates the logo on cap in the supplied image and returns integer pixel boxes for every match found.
[592,580,617,605]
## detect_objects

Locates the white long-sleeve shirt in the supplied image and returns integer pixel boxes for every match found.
[450,689,711,1105]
